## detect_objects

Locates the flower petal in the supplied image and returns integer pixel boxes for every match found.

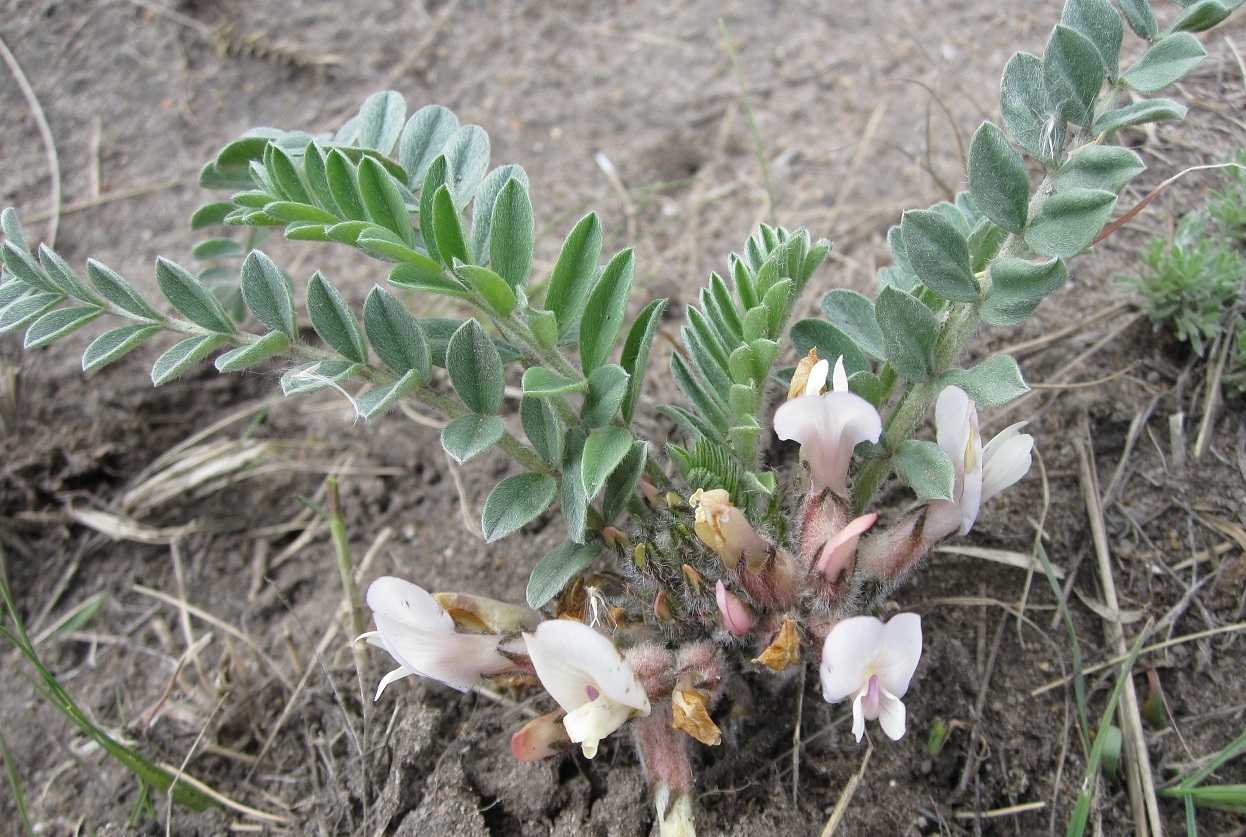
[773,392,882,495]
[372,612,512,692]
[374,667,415,700]
[524,620,650,714]
[562,694,637,758]
[819,616,883,702]
[873,612,923,698]
[366,576,456,635]
[815,512,877,581]
[850,692,866,742]
[807,358,829,396]
[876,687,908,740]
[981,423,1034,503]
[831,356,848,393]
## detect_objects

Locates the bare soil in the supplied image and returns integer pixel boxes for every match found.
[2,1,1245,835]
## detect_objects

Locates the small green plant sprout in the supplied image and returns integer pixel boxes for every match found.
[1207,150,1246,234]
[1161,728,1246,831]
[1,0,1242,833]
[1126,208,1246,357]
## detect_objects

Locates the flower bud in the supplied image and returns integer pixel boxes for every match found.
[602,526,631,549]
[690,488,772,571]
[715,580,754,637]
[681,564,704,593]
[432,591,541,635]
[815,512,877,583]
[510,711,573,761]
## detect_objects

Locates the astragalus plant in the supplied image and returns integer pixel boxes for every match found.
[1,0,1238,832]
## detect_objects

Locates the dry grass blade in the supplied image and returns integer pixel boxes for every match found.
[819,738,872,836]
[131,583,292,692]
[0,33,60,246]
[122,440,273,516]
[155,762,290,825]
[1076,431,1162,837]
[63,504,197,544]
[935,545,1065,578]
[951,800,1046,820]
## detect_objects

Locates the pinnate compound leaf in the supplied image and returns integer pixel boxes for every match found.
[789,319,868,376]
[895,439,956,503]
[447,319,504,414]
[1043,25,1105,127]
[240,251,296,339]
[307,273,367,363]
[579,249,635,372]
[156,258,234,333]
[38,246,101,304]
[151,334,229,386]
[191,238,247,260]
[2,207,30,251]
[431,185,470,266]
[526,540,602,609]
[82,324,161,372]
[1001,52,1062,163]
[440,414,505,464]
[619,297,667,423]
[263,144,311,205]
[522,367,587,397]
[900,209,980,302]
[388,262,471,298]
[357,156,414,247]
[190,201,236,230]
[469,164,528,264]
[24,306,102,349]
[1167,0,1232,34]
[214,331,290,372]
[874,286,939,382]
[545,213,603,338]
[356,369,422,418]
[937,354,1029,408]
[521,395,563,465]
[981,257,1068,327]
[279,360,359,396]
[325,150,367,222]
[87,260,161,320]
[1092,98,1187,136]
[819,289,886,360]
[1024,188,1116,258]
[602,440,647,523]
[362,287,431,382]
[482,473,558,542]
[399,104,459,188]
[1060,0,1124,79]
[355,91,406,155]
[581,426,633,500]
[581,364,629,428]
[2,242,57,293]
[443,124,491,210]
[1056,146,1146,193]
[1118,0,1158,39]
[488,177,534,290]
[0,291,61,332]
[967,122,1030,233]
[1121,33,1206,92]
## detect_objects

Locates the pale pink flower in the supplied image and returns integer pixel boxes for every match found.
[820,613,922,742]
[523,620,651,759]
[815,512,877,582]
[926,386,1034,539]
[774,357,882,496]
[714,580,754,636]
[361,577,518,697]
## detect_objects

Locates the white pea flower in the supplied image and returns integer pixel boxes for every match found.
[361,576,517,698]
[820,613,922,742]
[926,386,1034,539]
[523,619,651,759]
[774,356,882,496]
